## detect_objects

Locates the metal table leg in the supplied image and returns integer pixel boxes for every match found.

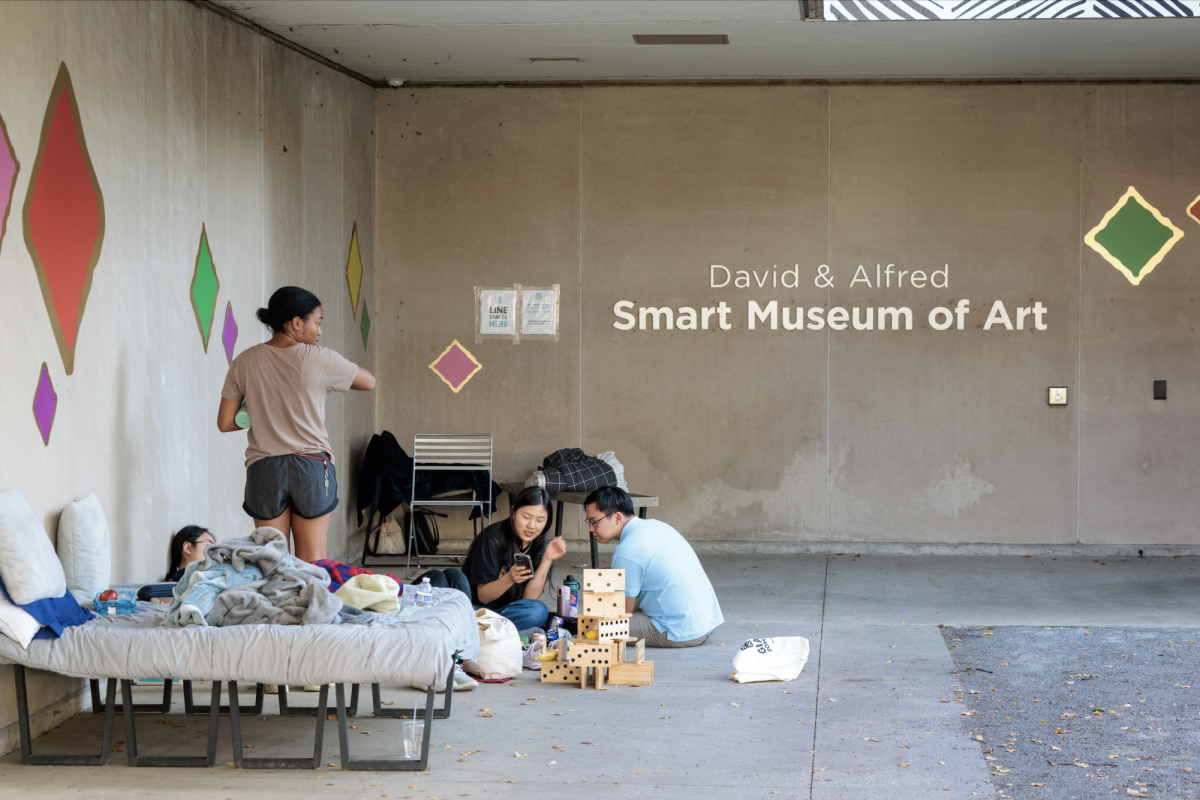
[91,677,172,714]
[337,683,434,770]
[371,659,456,720]
[279,683,358,716]
[17,665,116,765]
[230,681,329,769]
[183,680,265,715]
[121,678,220,767]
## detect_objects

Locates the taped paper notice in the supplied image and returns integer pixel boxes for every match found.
[521,288,558,337]
[480,290,516,335]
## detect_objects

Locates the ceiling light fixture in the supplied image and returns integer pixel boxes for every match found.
[387,79,405,88]
[518,57,590,64]
[632,34,729,45]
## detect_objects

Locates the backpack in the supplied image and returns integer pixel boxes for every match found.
[405,505,445,555]
[363,504,445,562]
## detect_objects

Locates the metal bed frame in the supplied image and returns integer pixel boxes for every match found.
[12,659,458,771]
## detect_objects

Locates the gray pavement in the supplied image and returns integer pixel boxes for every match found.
[1,553,1197,799]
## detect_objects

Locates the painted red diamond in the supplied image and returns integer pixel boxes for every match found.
[1188,193,1200,227]
[429,340,482,393]
[23,62,105,375]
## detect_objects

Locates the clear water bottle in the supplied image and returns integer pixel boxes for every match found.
[414,577,434,607]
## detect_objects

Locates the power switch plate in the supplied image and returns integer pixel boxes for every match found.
[1048,387,1067,406]
[1154,380,1166,400]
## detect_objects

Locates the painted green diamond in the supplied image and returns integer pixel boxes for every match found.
[360,301,370,347]
[190,224,220,350]
[1085,187,1184,286]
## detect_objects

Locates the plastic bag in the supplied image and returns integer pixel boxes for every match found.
[522,640,546,671]
[475,608,523,679]
[729,637,809,684]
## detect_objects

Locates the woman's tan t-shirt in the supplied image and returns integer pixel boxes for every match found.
[221,343,358,468]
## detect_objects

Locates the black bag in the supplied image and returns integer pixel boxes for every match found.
[405,505,446,555]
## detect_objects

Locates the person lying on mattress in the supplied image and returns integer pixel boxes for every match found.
[165,525,216,582]
[430,486,567,632]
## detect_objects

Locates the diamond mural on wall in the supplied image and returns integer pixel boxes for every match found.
[32,363,57,446]
[1187,194,1200,228]
[1085,187,1184,286]
[429,340,482,394]
[190,224,220,352]
[345,222,363,319]
[221,301,238,365]
[0,113,19,258]
[360,302,371,347]
[23,62,105,375]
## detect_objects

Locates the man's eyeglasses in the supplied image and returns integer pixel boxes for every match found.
[585,512,614,529]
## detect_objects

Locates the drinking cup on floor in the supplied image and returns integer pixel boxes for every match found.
[402,720,424,759]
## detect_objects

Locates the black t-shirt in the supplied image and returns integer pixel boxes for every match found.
[462,520,546,610]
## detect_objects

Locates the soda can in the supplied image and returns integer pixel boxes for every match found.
[546,614,565,632]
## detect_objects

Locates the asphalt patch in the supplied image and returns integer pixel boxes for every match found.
[942,626,1200,799]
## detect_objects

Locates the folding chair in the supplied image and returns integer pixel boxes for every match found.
[406,433,493,577]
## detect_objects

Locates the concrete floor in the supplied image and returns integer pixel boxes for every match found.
[2,553,1197,799]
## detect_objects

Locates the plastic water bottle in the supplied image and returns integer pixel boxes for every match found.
[414,577,434,607]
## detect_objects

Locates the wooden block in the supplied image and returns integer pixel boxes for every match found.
[578,614,630,640]
[633,638,645,664]
[615,639,626,662]
[580,592,624,618]
[607,661,654,686]
[540,661,582,683]
[567,641,613,667]
[583,569,625,592]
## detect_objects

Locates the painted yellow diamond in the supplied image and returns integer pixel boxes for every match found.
[1085,187,1184,286]
[345,222,363,318]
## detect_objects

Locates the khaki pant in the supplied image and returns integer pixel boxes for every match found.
[628,611,709,648]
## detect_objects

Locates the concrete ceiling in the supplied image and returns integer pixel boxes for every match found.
[207,1,1200,83]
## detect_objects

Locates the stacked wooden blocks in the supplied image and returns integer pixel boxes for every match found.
[542,568,654,689]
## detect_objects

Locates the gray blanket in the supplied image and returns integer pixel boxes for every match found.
[193,527,345,626]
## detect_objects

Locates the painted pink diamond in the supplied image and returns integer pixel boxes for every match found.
[32,362,57,446]
[0,114,18,257]
[222,301,238,365]
[429,340,482,393]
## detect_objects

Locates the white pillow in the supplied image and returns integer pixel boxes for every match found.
[0,588,41,649]
[0,489,67,605]
[57,494,112,604]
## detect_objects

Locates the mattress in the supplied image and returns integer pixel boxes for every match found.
[0,587,478,687]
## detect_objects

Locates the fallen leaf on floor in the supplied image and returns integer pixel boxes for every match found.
[459,751,477,756]
[362,731,371,735]
[717,643,726,646]
[478,712,493,717]
[1052,746,1061,751]
[580,741,593,745]
[863,737,880,742]
[899,761,910,767]
[552,745,564,750]
[899,745,910,749]
[547,760,556,765]
[731,703,741,707]
[1030,782,1045,787]
[514,752,527,758]
[507,780,517,784]
[660,703,667,706]
[381,701,394,706]
[458,759,466,763]
[961,710,976,716]
[1127,791,1149,798]
[982,632,993,636]
[349,725,359,730]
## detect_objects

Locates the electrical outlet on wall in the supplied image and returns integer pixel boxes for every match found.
[1048,387,1067,406]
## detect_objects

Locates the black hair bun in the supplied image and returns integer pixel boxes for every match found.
[255,307,273,325]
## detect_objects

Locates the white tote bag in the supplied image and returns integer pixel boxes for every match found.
[474,608,523,679]
[729,637,810,684]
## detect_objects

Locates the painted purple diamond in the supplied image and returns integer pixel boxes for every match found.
[32,362,57,446]
[428,340,482,393]
[222,301,237,365]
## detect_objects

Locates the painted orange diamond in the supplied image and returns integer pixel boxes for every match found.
[429,340,482,393]
[23,62,105,375]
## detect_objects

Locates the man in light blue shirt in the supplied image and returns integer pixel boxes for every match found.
[584,487,723,647]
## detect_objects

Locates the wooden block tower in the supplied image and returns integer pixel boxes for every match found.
[542,568,654,688]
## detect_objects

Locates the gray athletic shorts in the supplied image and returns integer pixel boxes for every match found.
[243,453,339,520]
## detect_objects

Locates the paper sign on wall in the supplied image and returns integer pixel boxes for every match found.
[521,286,559,338]
[480,289,516,335]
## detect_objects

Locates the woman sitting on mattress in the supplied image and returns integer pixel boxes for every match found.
[164,525,216,582]
[456,486,567,632]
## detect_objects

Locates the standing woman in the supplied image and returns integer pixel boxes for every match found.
[217,286,375,562]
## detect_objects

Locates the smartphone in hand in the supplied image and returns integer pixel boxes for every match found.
[513,553,534,573]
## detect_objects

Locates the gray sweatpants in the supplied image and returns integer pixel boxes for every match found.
[628,611,709,648]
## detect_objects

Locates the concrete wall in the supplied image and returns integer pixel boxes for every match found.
[0,1,376,749]
[376,83,1200,548]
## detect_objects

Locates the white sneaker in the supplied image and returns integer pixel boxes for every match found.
[411,664,477,693]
